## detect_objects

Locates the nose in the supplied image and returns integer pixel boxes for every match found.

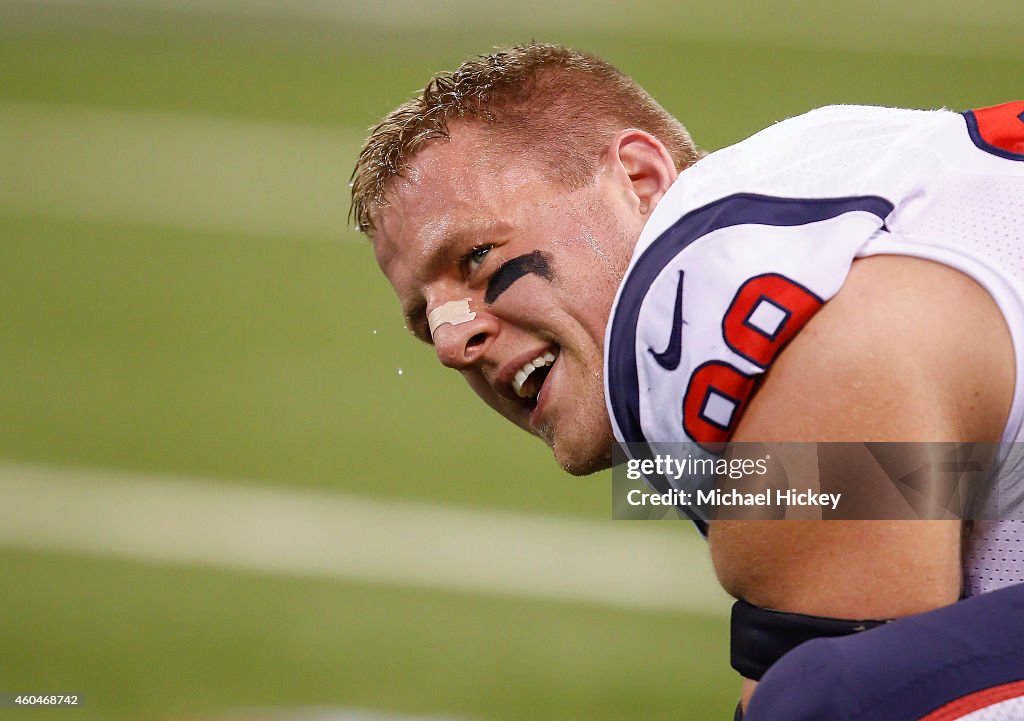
[431,305,497,369]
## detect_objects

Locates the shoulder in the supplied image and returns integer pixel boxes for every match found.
[606,104,1018,449]
[708,255,1014,617]
[736,253,1013,444]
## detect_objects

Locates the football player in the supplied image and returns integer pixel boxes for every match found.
[352,43,1024,716]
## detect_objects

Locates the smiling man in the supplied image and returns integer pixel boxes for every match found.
[359,51,700,474]
[352,44,1024,718]
[369,119,638,472]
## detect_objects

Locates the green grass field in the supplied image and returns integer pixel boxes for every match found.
[2,2,1023,719]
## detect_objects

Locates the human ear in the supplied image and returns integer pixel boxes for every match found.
[603,130,679,216]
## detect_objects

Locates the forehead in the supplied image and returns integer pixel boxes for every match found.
[372,126,553,273]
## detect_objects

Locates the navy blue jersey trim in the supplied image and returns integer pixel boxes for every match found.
[962,109,1024,162]
[606,193,894,445]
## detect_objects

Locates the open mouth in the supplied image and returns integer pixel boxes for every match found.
[512,349,557,407]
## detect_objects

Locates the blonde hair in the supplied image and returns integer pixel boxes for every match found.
[350,43,701,235]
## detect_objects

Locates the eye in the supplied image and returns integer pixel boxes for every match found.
[463,244,493,275]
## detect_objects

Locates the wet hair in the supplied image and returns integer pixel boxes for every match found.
[350,42,701,236]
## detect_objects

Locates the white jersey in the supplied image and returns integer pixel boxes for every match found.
[604,102,1024,597]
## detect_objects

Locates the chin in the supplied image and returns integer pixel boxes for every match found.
[549,431,614,476]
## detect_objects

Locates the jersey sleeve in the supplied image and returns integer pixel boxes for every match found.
[605,193,893,448]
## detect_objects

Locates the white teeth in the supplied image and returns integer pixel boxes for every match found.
[512,350,559,398]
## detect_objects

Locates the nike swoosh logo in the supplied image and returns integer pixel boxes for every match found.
[648,270,686,371]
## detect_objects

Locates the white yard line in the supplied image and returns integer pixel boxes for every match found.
[0,460,730,615]
[0,102,362,240]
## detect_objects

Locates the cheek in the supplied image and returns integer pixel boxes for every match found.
[549,255,621,336]
[463,370,493,401]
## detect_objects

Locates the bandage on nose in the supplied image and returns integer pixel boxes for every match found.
[427,298,477,338]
